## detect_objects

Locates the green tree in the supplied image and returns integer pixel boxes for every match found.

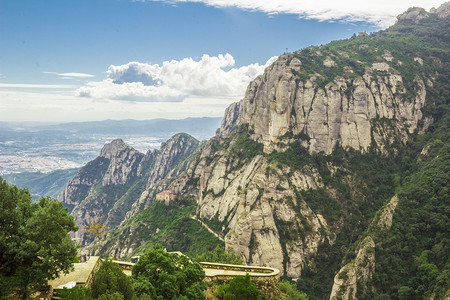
[132,244,207,300]
[215,273,260,300]
[0,178,78,299]
[57,286,93,300]
[280,280,308,300]
[196,247,244,265]
[91,257,133,300]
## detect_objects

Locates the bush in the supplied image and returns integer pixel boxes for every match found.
[132,244,207,300]
[215,273,260,300]
[57,286,93,300]
[91,257,134,300]
[280,281,308,300]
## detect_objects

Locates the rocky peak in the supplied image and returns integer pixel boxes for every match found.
[100,139,131,160]
[430,1,450,18]
[145,133,199,188]
[100,139,143,186]
[397,7,429,22]
[217,101,241,137]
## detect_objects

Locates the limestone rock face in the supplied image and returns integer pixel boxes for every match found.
[330,194,400,299]
[217,101,241,137]
[397,7,429,23]
[100,139,144,186]
[219,53,429,155]
[145,133,199,188]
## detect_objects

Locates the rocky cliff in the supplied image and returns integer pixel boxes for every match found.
[66,3,449,299]
[124,4,448,298]
[59,134,199,244]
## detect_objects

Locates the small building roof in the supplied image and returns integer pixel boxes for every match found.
[48,256,101,289]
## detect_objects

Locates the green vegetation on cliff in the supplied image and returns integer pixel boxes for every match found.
[100,197,223,259]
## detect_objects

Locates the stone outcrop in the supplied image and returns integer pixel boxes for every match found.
[100,139,143,186]
[218,52,429,155]
[144,133,199,188]
[330,237,376,300]
[330,194,400,299]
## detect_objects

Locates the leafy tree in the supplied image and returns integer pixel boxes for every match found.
[57,286,93,300]
[98,291,124,300]
[132,244,207,300]
[280,281,308,300]
[83,215,108,242]
[91,257,133,300]
[215,273,260,300]
[196,247,244,265]
[0,178,78,299]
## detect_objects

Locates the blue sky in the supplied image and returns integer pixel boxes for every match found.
[0,0,444,122]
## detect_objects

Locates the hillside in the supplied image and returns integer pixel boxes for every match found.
[61,4,449,299]
[3,168,79,198]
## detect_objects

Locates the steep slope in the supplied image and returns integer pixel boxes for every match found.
[81,4,449,299]
[104,4,449,299]
[59,134,200,244]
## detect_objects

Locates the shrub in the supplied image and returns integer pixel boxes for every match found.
[280,281,308,300]
[215,273,260,300]
[91,257,133,300]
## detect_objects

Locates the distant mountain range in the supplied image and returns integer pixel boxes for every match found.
[5,117,223,138]
[0,117,222,175]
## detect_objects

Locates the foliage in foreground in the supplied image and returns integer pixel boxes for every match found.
[0,178,78,299]
[215,273,260,300]
[280,281,308,300]
[132,244,207,300]
[56,286,93,300]
[92,257,134,300]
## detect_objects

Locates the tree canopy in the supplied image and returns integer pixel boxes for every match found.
[91,257,133,300]
[0,178,78,299]
[132,244,207,300]
[215,273,260,300]
[195,246,244,265]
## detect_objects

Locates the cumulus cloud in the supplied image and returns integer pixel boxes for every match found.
[144,0,444,27]
[76,53,277,101]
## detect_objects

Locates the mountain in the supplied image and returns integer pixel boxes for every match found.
[60,4,449,299]
[59,133,200,244]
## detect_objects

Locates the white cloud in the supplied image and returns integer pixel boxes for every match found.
[0,83,76,89]
[146,0,444,27]
[76,53,277,101]
[43,71,95,79]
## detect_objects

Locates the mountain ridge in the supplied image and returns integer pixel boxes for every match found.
[60,4,449,299]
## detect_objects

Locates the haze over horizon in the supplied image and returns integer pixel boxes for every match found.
[0,0,445,123]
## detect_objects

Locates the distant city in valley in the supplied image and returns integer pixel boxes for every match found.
[0,117,222,175]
